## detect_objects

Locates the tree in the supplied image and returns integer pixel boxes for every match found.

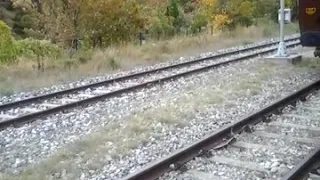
[12,0,145,47]
[190,9,208,33]
[0,20,17,62]
[149,14,169,39]
[165,0,187,32]
[79,0,145,47]
[224,0,254,28]
[11,0,85,45]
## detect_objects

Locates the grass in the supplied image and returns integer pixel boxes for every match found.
[0,81,14,96]
[0,21,299,96]
[0,59,287,180]
[296,57,320,69]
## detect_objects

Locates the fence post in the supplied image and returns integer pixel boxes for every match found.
[139,32,143,46]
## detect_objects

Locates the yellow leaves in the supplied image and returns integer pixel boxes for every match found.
[212,12,232,30]
[238,1,254,18]
[198,0,233,30]
[199,0,217,15]
[200,0,217,8]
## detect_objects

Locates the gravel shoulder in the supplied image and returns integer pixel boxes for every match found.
[1,46,320,180]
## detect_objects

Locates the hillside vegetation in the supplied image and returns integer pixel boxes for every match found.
[0,0,299,95]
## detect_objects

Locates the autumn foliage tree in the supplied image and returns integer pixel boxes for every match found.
[7,0,298,48]
[11,0,84,44]
[225,0,255,28]
[196,0,297,31]
[11,0,145,48]
[80,0,145,47]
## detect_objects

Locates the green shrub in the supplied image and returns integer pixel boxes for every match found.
[15,38,63,59]
[190,10,208,33]
[148,10,175,40]
[0,20,17,63]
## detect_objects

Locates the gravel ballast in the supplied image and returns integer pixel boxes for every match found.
[1,45,319,180]
[0,41,294,119]
[0,35,299,105]
[160,81,320,180]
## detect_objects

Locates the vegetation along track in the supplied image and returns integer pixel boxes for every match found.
[121,79,320,180]
[0,36,300,130]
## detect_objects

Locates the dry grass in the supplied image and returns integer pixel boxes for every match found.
[1,60,284,180]
[0,22,299,95]
[296,57,320,69]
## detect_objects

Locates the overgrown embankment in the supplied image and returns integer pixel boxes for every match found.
[0,19,299,96]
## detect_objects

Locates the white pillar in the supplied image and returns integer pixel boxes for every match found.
[276,0,288,57]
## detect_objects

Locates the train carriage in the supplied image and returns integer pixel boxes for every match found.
[298,0,320,56]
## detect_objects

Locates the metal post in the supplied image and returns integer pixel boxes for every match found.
[276,0,288,57]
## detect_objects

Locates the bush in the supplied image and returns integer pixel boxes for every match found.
[0,20,17,63]
[0,20,63,65]
[190,10,208,33]
[15,38,63,59]
[148,11,175,39]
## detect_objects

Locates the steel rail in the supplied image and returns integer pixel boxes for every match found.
[0,39,301,130]
[120,79,320,180]
[281,146,320,180]
[0,36,299,111]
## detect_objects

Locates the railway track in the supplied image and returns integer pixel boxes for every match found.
[121,79,320,180]
[0,36,300,129]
